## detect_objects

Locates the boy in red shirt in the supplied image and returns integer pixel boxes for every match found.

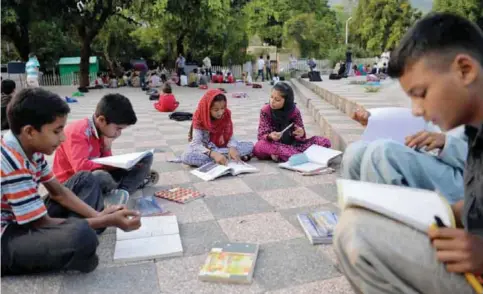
[53,94,155,206]
[226,72,235,83]
[154,83,179,112]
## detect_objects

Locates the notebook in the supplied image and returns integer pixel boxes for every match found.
[155,187,205,204]
[113,215,183,262]
[337,179,456,232]
[279,145,342,173]
[191,161,258,181]
[92,149,154,170]
[199,242,259,284]
[297,210,338,245]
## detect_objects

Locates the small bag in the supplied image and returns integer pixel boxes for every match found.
[169,112,193,121]
[252,83,262,89]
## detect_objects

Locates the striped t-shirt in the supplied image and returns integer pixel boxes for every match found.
[25,57,40,79]
[1,131,54,234]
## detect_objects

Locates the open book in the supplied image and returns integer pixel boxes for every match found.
[92,149,154,170]
[337,179,455,232]
[362,107,427,144]
[279,145,342,173]
[191,161,258,181]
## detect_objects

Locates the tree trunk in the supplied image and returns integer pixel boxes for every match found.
[79,38,92,87]
[176,34,185,56]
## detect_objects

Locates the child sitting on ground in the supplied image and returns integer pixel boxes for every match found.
[154,83,179,112]
[188,69,199,87]
[253,82,331,162]
[199,70,209,86]
[1,88,141,276]
[150,72,162,88]
[181,89,254,167]
[271,73,280,85]
[53,94,156,206]
[225,72,235,83]
[335,13,483,294]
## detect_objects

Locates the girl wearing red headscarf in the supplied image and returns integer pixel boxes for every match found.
[181,89,254,167]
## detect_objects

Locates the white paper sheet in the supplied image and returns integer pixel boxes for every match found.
[362,107,427,144]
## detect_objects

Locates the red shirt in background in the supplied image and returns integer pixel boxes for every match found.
[154,93,179,112]
[227,75,234,83]
[53,117,112,183]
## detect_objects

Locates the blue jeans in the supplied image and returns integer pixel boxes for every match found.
[341,140,464,204]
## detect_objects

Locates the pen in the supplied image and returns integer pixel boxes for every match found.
[433,216,483,294]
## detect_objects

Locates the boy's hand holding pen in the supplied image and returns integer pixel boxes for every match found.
[430,216,483,293]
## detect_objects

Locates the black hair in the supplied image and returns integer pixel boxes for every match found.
[272,82,294,102]
[260,55,263,59]
[212,94,226,104]
[193,68,198,73]
[162,83,172,94]
[388,13,483,78]
[94,93,137,125]
[267,55,270,59]
[201,70,205,75]
[2,79,16,95]
[7,88,70,135]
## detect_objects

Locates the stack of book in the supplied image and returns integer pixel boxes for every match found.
[297,210,338,244]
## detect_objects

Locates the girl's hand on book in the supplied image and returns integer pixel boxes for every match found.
[269,132,281,141]
[212,151,227,165]
[428,227,483,273]
[293,126,304,139]
[228,147,241,162]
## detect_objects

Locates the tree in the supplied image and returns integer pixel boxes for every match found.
[245,0,334,47]
[350,0,421,55]
[1,0,35,60]
[434,0,483,29]
[283,12,340,58]
[50,0,138,87]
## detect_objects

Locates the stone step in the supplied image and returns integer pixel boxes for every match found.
[297,77,409,119]
[290,78,364,151]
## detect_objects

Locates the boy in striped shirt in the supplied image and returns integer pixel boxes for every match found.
[1,88,141,275]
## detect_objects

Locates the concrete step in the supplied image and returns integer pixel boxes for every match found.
[297,77,410,119]
[290,78,364,151]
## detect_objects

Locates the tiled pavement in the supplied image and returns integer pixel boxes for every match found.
[1,84,354,293]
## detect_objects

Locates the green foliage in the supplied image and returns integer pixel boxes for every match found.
[283,12,340,59]
[433,0,483,29]
[350,0,422,55]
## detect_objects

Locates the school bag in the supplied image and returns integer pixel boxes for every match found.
[169,112,193,122]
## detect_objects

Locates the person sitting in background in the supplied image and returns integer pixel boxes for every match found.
[109,75,118,88]
[352,65,361,76]
[154,83,179,112]
[199,70,209,89]
[150,72,161,88]
[270,73,280,85]
[1,79,16,130]
[225,72,234,84]
[188,69,199,87]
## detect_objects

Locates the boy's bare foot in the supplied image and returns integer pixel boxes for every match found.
[351,108,370,126]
